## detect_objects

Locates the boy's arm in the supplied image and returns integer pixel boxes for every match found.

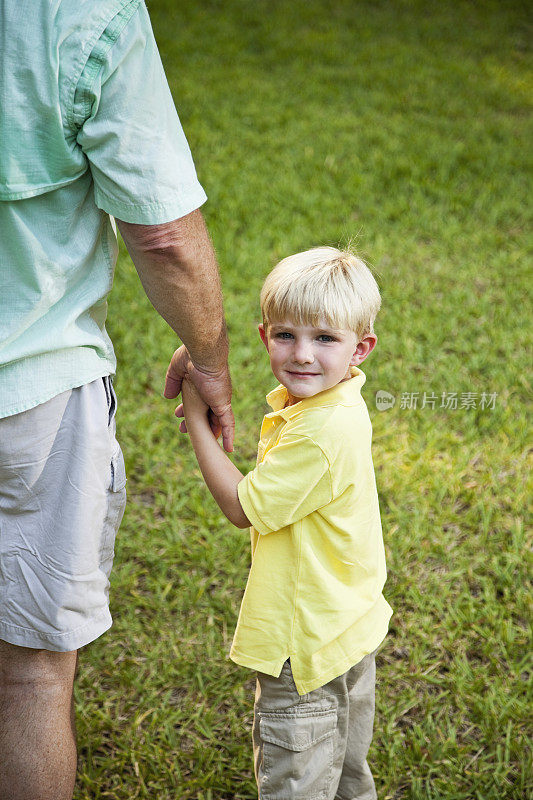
[180,380,250,529]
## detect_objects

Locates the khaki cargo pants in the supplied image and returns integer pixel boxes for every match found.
[253,651,378,800]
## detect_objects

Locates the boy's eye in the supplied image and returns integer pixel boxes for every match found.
[275,331,294,339]
[317,334,335,342]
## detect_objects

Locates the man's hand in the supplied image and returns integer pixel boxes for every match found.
[164,345,234,452]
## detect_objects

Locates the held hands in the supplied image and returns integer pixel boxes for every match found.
[164,345,235,452]
[180,378,208,415]
[176,378,209,432]
[173,363,249,529]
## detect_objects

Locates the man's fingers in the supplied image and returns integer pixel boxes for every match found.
[218,409,235,453]
[222,426,234,452]
[164,372,182,399]
[163,346,190,398]
[206,409,220,440]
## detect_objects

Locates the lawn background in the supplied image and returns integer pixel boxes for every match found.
[73,1,532,798]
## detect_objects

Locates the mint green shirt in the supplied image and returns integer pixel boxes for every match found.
[0,0,207,417]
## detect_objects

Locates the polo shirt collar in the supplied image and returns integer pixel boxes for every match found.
[265,366,367,421]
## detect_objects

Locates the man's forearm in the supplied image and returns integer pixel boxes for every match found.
[117,209,227,372]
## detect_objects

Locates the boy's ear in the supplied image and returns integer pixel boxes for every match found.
[258,323,269,352]
[350,333,377,366]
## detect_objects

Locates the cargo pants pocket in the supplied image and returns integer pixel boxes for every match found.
[257,707,337,800]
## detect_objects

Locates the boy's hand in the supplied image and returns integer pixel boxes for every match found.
[177,378,223,441]
[175,378,205,434]
[181,378,209,417]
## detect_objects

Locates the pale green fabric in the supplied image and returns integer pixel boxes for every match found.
[0,0,207,417]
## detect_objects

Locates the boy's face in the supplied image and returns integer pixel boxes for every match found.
[259,319,376,405]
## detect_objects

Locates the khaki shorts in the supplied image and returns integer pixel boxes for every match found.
[0,377,126,651]
[253,651,378,800]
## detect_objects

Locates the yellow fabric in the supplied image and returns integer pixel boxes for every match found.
[231,367,393,695]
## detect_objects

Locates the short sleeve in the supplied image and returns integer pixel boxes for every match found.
[238,435,333,535]
[74,2,207,224]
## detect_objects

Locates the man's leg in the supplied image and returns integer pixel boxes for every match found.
[0,379,126,800]
[0,641,78,800]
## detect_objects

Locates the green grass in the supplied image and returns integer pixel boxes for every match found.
[74,1,531,797]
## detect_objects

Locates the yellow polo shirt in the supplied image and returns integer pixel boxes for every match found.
[231,367,393,695]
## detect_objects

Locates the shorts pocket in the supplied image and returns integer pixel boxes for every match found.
[110,446,127,492]
[258,708,336,800]
[100,445,126,568]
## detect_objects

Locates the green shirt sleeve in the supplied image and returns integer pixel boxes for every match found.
[74,1,206,223]
[238,434,333,535]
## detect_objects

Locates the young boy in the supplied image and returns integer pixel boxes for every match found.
[179,246,393,800]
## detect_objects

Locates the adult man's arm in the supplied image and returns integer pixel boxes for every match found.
[116,209,234,452]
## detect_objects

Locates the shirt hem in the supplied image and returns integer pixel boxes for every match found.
[95,186,207,225]
[293,618,392,695]
[230,613,392,696]
[229,648,288,678]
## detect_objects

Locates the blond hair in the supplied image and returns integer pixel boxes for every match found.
[260,247,381,340]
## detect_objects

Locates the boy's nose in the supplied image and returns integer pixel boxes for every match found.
[293,342,314,364]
